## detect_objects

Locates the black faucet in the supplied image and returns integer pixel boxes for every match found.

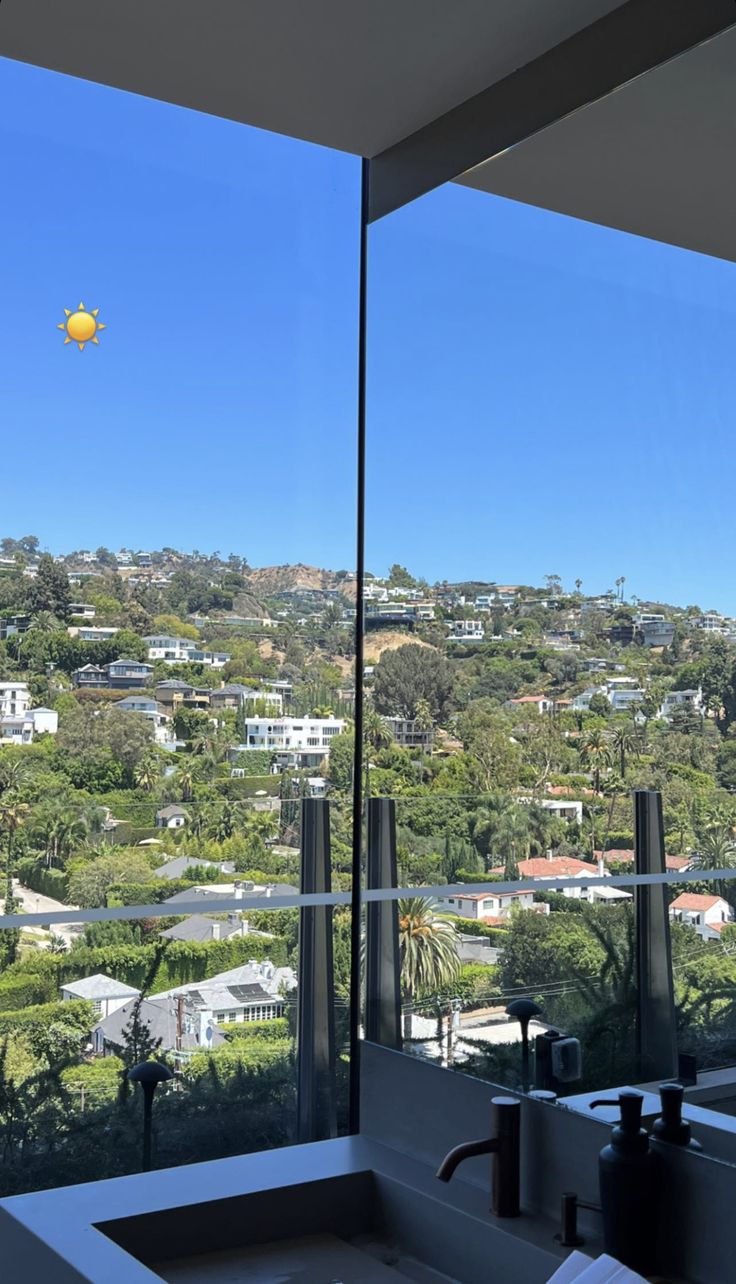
[436,1096,520,1218]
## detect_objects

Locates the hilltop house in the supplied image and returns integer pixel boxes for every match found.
[209,684,283,712]
[504,695,553,715]
[447,619,485,641]
[0,681,31,718]
[659,688,704,720]
[0,706,58,745]
[383,716,434,752]
[154,680,212,711]
[669,893,734,941]
[239,716,344,767]
[72,659,154,689]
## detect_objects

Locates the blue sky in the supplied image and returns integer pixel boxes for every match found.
[3,58,736,611]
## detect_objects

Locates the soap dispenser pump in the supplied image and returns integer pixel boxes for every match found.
[590,1089,659,1277]
[652,1081,701,1150]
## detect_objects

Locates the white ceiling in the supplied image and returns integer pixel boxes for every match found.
[463,25,736,264]
[0,0,624,155]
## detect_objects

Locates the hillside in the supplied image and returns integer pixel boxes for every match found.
[245,564,350,596]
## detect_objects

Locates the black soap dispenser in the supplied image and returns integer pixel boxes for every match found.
[652,1081,702,1150]
[590,1089,659,1277]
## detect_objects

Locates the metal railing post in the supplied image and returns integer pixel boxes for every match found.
[364,797,401,1049]
[634,789,678,1081]
[296,798,337,1142]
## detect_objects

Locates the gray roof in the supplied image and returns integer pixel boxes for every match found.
[156,804,189,820]
[159,914,245,943]
[153,855,235,880]
[164,882,299,906]
[93,996,222,1053]
[62,973,141,1001]
[156,680,194,691]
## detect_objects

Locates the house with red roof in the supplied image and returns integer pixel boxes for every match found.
[487,855,631,905]
[669,892,733,941]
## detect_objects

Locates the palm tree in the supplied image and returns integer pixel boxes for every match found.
[0,759,29,798]
[609,723,640,779]
[134,756,159,793]
[176,765,196,803]
[691,825,736,902]
[311,705,335,719]
[0,799,30,905]
[574,579,583,595]
[578,729,612,793]
[398,896,460,1040]
[364,708,392,751]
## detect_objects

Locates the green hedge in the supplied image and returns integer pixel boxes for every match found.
[0,972,56,1011]
[220,1018,290,1043]
[215,775,279,800]
[16,858,70,902]
[450,918,509,945]
[8,933,287,995]
[185,1038,293,1084]
[228,751,273,776]
[0,998,94,1041]
[107,878,199,906]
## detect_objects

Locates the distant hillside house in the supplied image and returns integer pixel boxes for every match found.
[151,959,297,1041]
[487,855,631,905]
[92,994,213,1058]
[154,680,211,711]
[0,706,58,746]
[156,804,189,829]
[669,893,734,941]
[659,688,704,721]
[435,889,538,920]
[61,972,140,1019]
[210,684,282,712]
[72,659,154,690]
[68,625,120,642]
[504,695,553,715]
[384,716,434,752]
[0,681,31,718]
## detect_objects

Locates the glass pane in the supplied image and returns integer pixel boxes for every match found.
[363,130,736,1109]
[0,55,359,1192]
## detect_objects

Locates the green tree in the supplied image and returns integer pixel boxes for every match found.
[610,723,640,779]
[27,554,72,621]
[398,897,460,1040]
[373,645,454,721]
[578,728,612,793]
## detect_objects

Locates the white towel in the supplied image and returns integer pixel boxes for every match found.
[546,1251,650,1284]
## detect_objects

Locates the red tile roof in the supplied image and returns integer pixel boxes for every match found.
[489,857,598,879]
[670,893,726,912]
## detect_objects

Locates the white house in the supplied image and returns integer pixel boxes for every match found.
[487,855,631,906]
[518,797,583,825]
[114,695,172,744]
[434,889,538,920]
[151,959,297,1042]
[659,688,704,720]
[448,619,485,641]
[0,705,57,745]
[69,602,96,619]
[669,893,734,941]
[0,681,31,718]
[61,973,140,1018]
[156,804,189,829]
[68,625,120,642]
[504,695,553,715]
[240,716,345,754]
[144,635,197,661]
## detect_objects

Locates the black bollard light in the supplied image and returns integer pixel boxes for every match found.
[506,998,542,1092]
[128,1060,173,1171]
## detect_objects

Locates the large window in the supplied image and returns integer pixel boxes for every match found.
[0,55,359,1194]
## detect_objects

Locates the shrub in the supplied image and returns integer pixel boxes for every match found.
[220,1018,290,1043]
[0,972,55,1010]
[61,1055,125,1108]
[16,858,70,902]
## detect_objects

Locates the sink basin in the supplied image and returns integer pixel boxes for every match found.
[98,1168,554,1284]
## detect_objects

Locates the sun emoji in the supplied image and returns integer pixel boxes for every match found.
[57,302,106,350]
